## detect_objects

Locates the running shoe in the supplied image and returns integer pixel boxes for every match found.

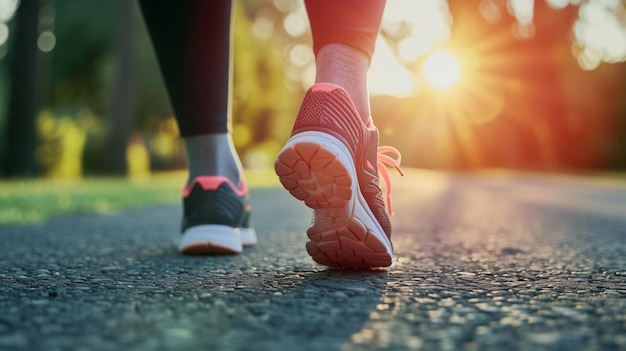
[274,83,402,268]
[180,176,257,254]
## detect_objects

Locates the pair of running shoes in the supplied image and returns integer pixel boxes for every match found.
[179,83,402,269]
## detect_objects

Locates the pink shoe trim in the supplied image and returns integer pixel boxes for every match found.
[182,176,248,198]
[310,82,343,93]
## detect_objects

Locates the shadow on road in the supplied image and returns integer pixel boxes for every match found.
[228,269,388,350]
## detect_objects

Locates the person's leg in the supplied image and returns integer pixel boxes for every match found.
[139,0,241,186]
[306,0,386,122]
[275,0,403,268]
[139,0,256,254]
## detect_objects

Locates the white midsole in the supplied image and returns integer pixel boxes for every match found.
[240,227,257,246]
[179,225,242,252]
[279,131,393,254]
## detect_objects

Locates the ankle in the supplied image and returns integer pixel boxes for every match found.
[315,44,371,123]
[183,133,242,187]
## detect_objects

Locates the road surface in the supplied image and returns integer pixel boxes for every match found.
[1,170,625,350]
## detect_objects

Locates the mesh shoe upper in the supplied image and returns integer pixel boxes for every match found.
[181,177,251,232]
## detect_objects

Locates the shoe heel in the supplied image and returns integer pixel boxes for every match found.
[275,138,353,213]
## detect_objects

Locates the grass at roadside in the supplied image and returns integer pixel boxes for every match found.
[0,169,280,225]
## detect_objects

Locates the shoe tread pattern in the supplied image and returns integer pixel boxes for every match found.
[275,141,392,268]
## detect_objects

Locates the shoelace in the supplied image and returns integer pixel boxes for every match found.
[377,146,404,215]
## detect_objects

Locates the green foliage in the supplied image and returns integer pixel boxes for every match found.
[0,172,184,225]
[232,0,302,168]
[36,109,88,178]
[0,169,279,225]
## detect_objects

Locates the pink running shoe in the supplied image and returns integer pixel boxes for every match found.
[275,83,402,268]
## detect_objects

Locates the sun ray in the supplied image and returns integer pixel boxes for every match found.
[447,96,483,168]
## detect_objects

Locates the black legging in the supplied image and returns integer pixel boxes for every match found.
[139,0,232,136]
[139,0,385,137]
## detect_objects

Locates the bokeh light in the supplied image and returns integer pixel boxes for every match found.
[0,0,19,49]
[252,15,274,41]
[0,22,8,46]
[546,0,570,9]
[574,0,626,69]
[283,11,307,38]
[0,0,19,22]
[508,0,534,24]
[37,30,56,53]
[480,0,502,24]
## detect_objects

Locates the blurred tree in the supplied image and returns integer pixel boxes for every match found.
[101,0,138,175]
[44,0,117,175]
[47,0,114,112]
[2,0,42,177]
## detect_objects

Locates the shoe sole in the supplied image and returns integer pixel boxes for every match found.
[275,131,393,268]
[240,227,258,247]
[180,225,242,255]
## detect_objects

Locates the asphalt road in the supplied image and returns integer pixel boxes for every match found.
[1,170,626,351]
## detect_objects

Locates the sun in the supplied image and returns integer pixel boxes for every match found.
[422,50,462,90]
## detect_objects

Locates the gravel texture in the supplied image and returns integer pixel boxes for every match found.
[1,170,625,351]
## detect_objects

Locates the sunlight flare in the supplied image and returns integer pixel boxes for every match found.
[422,51,462,90]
